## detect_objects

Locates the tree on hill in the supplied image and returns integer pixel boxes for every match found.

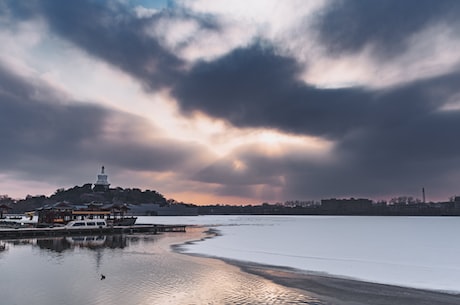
[8,184,169,213]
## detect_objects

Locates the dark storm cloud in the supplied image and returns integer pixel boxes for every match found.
[173,44,372,139]
[40,0,185,89]
[173,44,459,141]
[0,67,106,166]
[0,64,208,184]
[3,0,187,89]
[315,0,460,57]
[7,0,222,92]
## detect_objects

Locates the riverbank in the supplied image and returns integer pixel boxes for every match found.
[175,226,460,305]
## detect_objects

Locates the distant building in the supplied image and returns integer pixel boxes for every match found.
[453,196,460,210]
[321,198,373,214]
[128,203,198,216]
[93,166,110,192]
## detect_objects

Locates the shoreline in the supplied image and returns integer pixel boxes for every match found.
[229,261,460,305]
[173,226,460,305]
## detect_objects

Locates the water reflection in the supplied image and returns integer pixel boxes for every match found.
[0,241,7,252]
[33,234,129,253]
[0,232,324,305]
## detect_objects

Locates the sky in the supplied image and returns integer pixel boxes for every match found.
[1,0,460,204]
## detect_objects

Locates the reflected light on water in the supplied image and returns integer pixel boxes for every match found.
[0,230,323,305]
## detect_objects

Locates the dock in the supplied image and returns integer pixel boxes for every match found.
[0,224,186,240]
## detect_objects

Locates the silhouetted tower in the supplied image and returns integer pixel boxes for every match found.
[93,166,110,192]
[422,187,426,203]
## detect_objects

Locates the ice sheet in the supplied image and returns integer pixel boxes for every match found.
[138,215,460,293]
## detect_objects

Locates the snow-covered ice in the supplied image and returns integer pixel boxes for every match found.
[138,215,460,293]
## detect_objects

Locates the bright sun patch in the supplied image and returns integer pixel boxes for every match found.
[232,159,247,171]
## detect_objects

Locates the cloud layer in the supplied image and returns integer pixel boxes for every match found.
[0,62,210,194]
[316,0,460,58]
[2,0,460,202]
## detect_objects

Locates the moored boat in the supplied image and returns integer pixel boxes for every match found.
[108,216,137,226]
[65,218,107,228]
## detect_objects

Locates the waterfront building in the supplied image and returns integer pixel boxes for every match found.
[0,204,12,219]
[36,202,136,226]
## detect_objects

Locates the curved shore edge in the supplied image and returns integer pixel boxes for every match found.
[172,226,460,305]
[230,262,460,305]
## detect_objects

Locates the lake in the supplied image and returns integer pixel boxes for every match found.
[0,223,322,305]
[1,215,459,305]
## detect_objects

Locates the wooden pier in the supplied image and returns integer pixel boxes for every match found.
[0,224,186,240]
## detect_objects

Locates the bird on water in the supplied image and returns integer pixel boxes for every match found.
[101,274,106,280]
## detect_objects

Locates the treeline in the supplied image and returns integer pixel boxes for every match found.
[3,189,460,216]
[2,184,168,213]
[197,199,460,216]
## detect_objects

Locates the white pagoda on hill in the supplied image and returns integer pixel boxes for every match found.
[93,166,110,192]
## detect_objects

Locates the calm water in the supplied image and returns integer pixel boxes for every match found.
[0,228,322,305]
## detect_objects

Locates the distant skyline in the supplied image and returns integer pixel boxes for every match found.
[2,0,460,204]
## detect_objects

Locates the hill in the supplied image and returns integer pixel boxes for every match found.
[7,184,168,213]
